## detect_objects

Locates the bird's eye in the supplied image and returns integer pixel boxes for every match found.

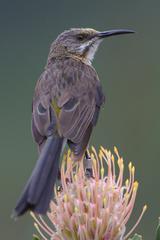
[77,34,85,41]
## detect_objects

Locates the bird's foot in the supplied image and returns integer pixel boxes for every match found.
[85,167,93,178]
[57,185,63,193]
[85,150,94,178]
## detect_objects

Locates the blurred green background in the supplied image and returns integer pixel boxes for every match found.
[0,0,159,239]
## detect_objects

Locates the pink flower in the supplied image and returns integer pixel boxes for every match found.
[31,146,146,240]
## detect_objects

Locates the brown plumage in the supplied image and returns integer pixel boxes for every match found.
[33,57,104,152]
[14,27,134,216]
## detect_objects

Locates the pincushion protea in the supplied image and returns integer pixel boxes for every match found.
[31,146,147,240]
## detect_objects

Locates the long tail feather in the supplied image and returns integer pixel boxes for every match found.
[13,135,63,217]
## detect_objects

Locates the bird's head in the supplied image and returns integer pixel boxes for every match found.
[48,28,134,64]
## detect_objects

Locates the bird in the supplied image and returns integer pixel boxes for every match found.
[14,27,134,217]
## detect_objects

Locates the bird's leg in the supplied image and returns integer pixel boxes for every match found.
[56,169,64,193]
[85,149,93,178]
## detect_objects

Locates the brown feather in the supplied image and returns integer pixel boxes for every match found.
[32,57,105,156]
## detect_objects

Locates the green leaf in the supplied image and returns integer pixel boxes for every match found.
[128,233,142,240]
[33,234,40,240]
[156,218,160,240]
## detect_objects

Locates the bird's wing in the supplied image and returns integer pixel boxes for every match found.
[67,123,93,159]
[32,68,57,148]
[57,60,105,144]
[58,94,95,143]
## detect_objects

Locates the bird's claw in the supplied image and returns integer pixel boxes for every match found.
[85,167,93,178]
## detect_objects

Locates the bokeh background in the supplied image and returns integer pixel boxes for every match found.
[0,0,159,239]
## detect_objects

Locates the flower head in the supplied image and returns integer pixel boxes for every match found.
[31,146,146,240]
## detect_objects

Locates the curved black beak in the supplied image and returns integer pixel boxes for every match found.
[98,29,135,38]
